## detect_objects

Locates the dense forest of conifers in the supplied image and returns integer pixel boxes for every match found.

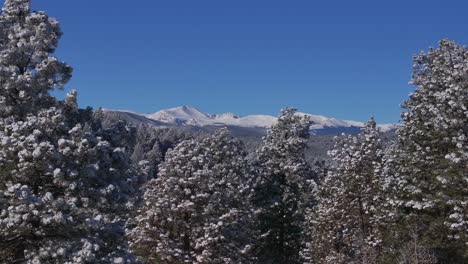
[0,1,466,263]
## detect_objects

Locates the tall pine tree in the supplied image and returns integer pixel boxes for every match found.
[130,128,253,263]
[252,108,312,264]
[383,39,468,263]
[309,118,385,264]
[0,1,138,262]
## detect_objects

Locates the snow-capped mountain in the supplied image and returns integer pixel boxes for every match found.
[140,106,396,133]
[145,106,277,128]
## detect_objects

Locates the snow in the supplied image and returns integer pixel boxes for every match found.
[144,105,276,128]
[139,105,397,132]
[146,105,210,126]
[377,123,398,132]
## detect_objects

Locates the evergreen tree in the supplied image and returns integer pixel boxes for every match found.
[383,39,468,263]
[251,108,312,264]
[130,128,253,263]
[0,0,71,119]
[0,1,138,262]
[309,118,385,264]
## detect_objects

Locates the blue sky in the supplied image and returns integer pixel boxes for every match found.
[30,0,468,123]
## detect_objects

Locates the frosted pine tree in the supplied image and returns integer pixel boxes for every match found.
[0,0,71,119]
[130,128,253,263]
[0,1,138,262]
[251,108,312,264]
[384,39,468,262]
[310,118,385,264]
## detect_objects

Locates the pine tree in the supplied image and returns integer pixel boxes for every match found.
[383,39,468,263]
[310,118,385,264]
[130,124,165,181]
[0,1,138,262]
[251,108,313,264]
[0,0,72,119]
[130,128,253,263]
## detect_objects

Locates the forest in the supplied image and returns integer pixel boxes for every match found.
[0,1,466,263]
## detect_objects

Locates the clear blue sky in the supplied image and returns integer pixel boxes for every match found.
[30,0,468,123]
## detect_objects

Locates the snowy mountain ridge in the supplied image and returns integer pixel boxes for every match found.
[113,105,396,132]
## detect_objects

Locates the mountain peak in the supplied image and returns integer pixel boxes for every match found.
[165,105,202,114]
[179,105,199,111]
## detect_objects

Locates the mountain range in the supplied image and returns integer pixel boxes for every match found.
[103,106,397,135]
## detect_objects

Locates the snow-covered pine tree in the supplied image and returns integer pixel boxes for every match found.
[0,1,138,262]
[129,124,165,181]
[0,0,71,119]
[251,108,313,264]
[384,39,468,263]
[310,118,385,264]
[130,128,253,263]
